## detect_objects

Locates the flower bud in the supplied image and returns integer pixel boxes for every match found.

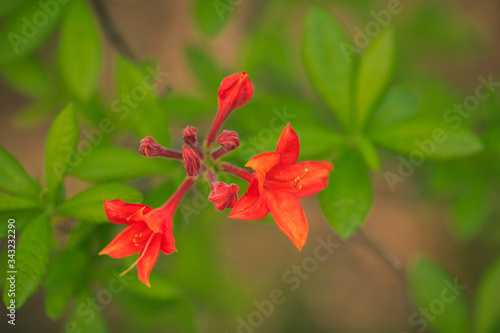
[140,136,183,160]
[208,182,239,211]
[217,130,241,152]
[182,126,198,147]
[182,146,201,177]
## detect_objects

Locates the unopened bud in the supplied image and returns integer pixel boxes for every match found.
[217,130,240,152]
[182,146,201,177]
[182,126,198,147]
[208,182,239,211]
[140,136,183,160]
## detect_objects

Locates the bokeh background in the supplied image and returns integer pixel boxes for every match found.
[1,0,499,332]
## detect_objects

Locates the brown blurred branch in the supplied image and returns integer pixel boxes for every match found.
[89,0,137,61]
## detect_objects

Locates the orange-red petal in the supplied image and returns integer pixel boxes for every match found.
[267,161,333,198]
[98,222,151,258]
[229,179,269,220]
[275,123,300,166]
[267,190,308,251]
[104,200,152,225]
[160,226,177,254]
[137,233,162,287]
[245,151,280,193]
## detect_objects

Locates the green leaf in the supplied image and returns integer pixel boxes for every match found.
[185,45,223,92]
[3,214,51,309]
[68,291,109,333]
[58,183,142,223]
[69,145,172,182]
[366,85,417,131]
[0,55,53,97]
[355,28,396,130]
[450,176,488,240]
[114,55,169,145]
[58,0,101,101]
[0,146,40,199]
[45,103,78,205]
[319,149,373,239]
[0,195,42,211]
[0,0,28,18]
[294,125,346,160]
[476,258,500,333]
[125,273,181,301]
[0,210,41,240]
[369,117,483,160]
[302,6,354,131]
[193,0,234,36]
[409,257,471,333]
[0,1,63,62]
[357,137,380,170]
[45,249,89,319]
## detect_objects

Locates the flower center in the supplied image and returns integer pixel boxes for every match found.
[291,168,308,190]
[133,233,147,247]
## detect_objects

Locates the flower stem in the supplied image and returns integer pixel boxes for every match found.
[159,177,196,213]
[357,229,404,282]
[219,162,255,182]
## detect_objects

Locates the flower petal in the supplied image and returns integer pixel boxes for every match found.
[267,161,333,198]
[104,200,152,225]
[229,179,269,220]
[275,123,300,166]
[137,233,162,287]
[245,151,280,193]
[160,223,177,255]
[99,222,151,258]
[267,190,308,251]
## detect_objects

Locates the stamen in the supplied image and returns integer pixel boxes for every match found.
[292,168,308,189]
[120,234,155,277]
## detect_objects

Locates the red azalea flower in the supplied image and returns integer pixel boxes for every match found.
[228,124,333,251]
[99,178,194,286]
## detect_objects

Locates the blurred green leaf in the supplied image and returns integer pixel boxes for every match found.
[161,94,212,123]
[355,28,395,130]
[125,273,181,301]
[59,0,101,101]
[0,55,53,97]
[294,125,346,160]
[68,291,109,333]
[0,1,63,62]
[366,85,417,131]
[450,176,488,240]
[0,145,40,199]
[476,258,500,333]
[58,183,143,223]
[69,145,172,182]
[409,257,471,333]
[319,149,373,239]
[0,210,40,240]
[185,45,223,92]
[369,117,483,160]
[13,99,60,128]
[0,0,28,18]
[3,214,51,309]
[45,103,78,205]
[0,195,42,211]
[357,137,380,171]
[193,0,234,36]
[302,6,354,132]
[45,249,89,319]
[115,55,169,146]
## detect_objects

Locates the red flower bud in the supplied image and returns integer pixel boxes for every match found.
[140,136,182,160]
[217,130,241,151]
[205,72,253,147]
[182,126,204,159]
[182,146,201,177]
[208,182,239,211]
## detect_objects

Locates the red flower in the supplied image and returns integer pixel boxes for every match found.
[99,178,194,286]
[228,124,333,251]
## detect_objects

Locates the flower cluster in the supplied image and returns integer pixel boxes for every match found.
[99,72,333,286]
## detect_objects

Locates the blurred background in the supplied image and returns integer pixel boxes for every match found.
[0,0,499,332]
